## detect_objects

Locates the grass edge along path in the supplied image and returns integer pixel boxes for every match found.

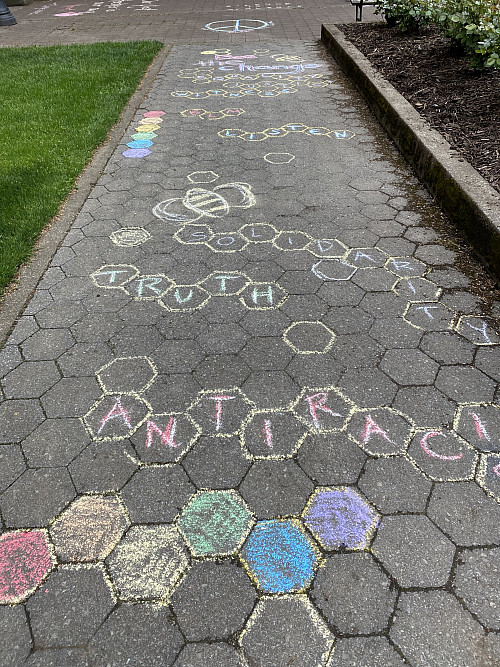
[0,40,162,295]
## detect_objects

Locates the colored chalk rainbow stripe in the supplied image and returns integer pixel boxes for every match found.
[122,110,165,158]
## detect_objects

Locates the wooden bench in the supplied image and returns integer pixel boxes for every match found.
[350,0,377,22]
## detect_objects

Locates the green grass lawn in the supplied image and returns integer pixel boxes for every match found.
[0,41,162,294]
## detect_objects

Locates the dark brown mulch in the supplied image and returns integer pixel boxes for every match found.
[339,23,500,193]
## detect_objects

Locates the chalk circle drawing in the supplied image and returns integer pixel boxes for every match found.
[241,519,320,594]
[303,487,379,551]
[264,152,295,164]
[219,125,355,141]
[110,228,151,247]
[283,321,336,354]
[203,19,273,33]
[187,171,220,184]
[152,182,256,224]
[181,108,245,120]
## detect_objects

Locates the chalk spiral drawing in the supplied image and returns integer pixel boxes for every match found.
[122,110,165,158]
[203,19,273,33]
[110,228,151,247]
[219,125,355,141]
[152,182,256,224]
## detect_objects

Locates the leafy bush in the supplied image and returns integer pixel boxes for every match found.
[375,0,500,68]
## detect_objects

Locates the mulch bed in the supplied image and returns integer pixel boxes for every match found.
[339,22,500,194]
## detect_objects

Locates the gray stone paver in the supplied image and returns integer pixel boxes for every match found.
[1,12,500,665]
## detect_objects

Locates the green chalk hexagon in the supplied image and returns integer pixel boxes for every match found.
[177,490,254,557]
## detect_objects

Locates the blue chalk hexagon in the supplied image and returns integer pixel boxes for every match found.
[241,519,320,594]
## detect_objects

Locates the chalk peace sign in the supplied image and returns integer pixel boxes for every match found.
[203,19,273,33]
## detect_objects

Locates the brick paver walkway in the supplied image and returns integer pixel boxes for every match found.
[2,4,500,666]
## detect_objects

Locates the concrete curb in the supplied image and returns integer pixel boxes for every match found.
[321,23,500,278]
[0,43,172,347]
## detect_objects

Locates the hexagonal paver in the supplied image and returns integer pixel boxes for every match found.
[202,271,249,296]
[121,464,194,524]
[239,282,287,309]
[328,637,406,667]
[390,591,491,667]
[0,530,54,603]
[339,367,397,409]
[372,515,455,587]
[303,487,379,551]
[175,223,213,245]
[188,170,219,183]
[455,404,500,453]
[106,525,188,600]
[283,321,335,354]
[347,407,413,456]
[242,410,307,458]
[26,565,115,647]
[311,259,356,281]
[131,413,200,462]
[174,642,244,666]
[239,223,278,243]
[50,495,129,562]
[124,274,173,299]
[404,302,455,330]
[454,547,500,630]
[240,337,293,370]
[393,277,441,302]
[188,388,253,436]
[69,439,138,493]
[274,231,311,251]
[0,399,45,443]
[83,393,151,440]
[177,490,253,556]
[435,365,496,404]
[476,453,500,501]
[241,520,320,594]
[311,553,396,634]
[171,560,256,641]
[407,429,478,481]
[1,606,32,665]
[208,233,248,253]
[293,387,354,433]
[306,238,347,258]
[21,418,90,467]
[297,432,366,485]
[240,459,313,519]
[380,349,439,386]
[0,468,75,528]
[89,604,184,667]
[240,595,334,667]
[455,315,500,346]
[385,257,427,277]
[161,285,210,311]
[345,247,388,268]
[97,356,157,394]
[2,361,60,399]
[91,264,138,288]
[358,456,432,514]
[427,482,500,546]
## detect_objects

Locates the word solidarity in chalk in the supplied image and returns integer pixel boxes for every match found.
[180,108,245,120]
[219,124,355,141]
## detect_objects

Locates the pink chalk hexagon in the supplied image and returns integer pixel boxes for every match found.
[0,530,54,604]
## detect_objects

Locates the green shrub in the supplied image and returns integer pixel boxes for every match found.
[375,0,500,68]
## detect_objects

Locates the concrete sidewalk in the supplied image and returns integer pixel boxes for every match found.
[1,12,500,667]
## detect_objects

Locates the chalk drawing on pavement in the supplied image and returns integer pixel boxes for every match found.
[219,125,355,141]
[181,108,245,120]
[203,19,273,33]
[283,322,336,355]
[122,110,164,158]
[110,228,151,247]
[264,152,295,164]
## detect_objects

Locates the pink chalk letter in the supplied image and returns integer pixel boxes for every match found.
[304,392,342,430]
[420,431,463,461]
[97,396,131,435]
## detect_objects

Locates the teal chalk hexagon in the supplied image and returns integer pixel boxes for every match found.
[177,490,254,557]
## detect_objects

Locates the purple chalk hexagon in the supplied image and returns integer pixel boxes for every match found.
[303,487,379,551]
[122,148,152,158]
